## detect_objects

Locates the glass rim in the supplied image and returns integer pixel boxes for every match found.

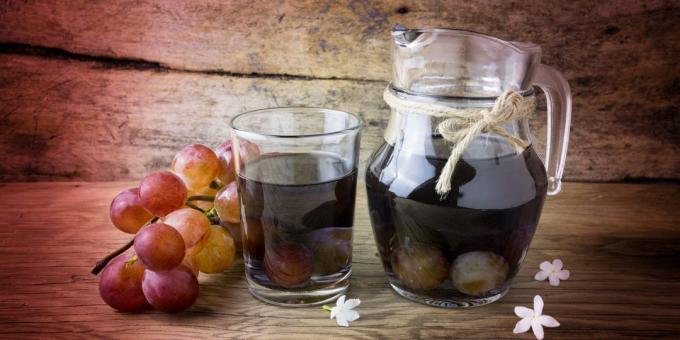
[389,83,536,102]
[229,107,363,138]
[392,26,541,55]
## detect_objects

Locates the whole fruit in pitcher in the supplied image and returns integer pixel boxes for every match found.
[391,243,449,291]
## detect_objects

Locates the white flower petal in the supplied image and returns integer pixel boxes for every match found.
[534,270,550,281]
[343,298,361,309]
[336,295,346,308]
[513,318,532,334]
[330,307,337,319]
[531,319,545,339]
[343,309,360,322]
[548,273,561,286]
[514,306,534,318]
[552,259,563,271]
[557,269,570,280]
[539,261,553,271]
[533,295,544,316]
[336,315,349,327]
[538,315,560,328]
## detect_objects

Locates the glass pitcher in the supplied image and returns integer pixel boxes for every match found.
[365,26,571,307]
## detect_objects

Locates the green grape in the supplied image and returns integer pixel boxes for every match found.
[171,144,221,191]
[451,251,509,296]
[194,225,236,273]
[392,244,448,291]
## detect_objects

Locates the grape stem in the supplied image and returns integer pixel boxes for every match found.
[91,238,134,275]
[210,180,224,190]
[204,207,220,225]
[186,195,216,202]
[185,202,205,213]
[91,216,158,275]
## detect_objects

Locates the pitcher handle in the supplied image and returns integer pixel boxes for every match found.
[533,64,572,195]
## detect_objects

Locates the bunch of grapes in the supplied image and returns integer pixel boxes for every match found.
[96,141,258,313]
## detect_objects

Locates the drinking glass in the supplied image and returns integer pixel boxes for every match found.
[230,107,361,306]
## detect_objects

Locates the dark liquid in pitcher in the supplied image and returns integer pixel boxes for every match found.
[366,142,548,307]
[238,152,356,291]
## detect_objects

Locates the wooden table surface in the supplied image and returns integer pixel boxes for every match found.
[0,182,679,339]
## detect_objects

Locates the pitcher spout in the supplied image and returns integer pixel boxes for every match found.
[390,27,542,97]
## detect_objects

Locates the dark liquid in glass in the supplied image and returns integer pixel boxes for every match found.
[238,152,356,291]
[366,142,548,307]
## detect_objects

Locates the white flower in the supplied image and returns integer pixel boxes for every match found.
[534,259,570,286]
[513,295,560,339]
[327,295,360,327]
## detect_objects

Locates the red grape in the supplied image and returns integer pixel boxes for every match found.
[215,139,260,183]
[220,220,242,252]
[109,188,153,234]
[163,208,211,254]
[264,243,312,288]
[194,225,236,273]
[214,181,240,223]
[99,254,148,312]
[142,265,199,313]
[171,144,220,191]
[134,223,186,271]
[139,171,187,217]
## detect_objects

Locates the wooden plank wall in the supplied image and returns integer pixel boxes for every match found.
[0,0,678,182]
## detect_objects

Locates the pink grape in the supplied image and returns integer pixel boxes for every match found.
[163,208,211,254]
[142,265,199,313]
[214,181,240,224]
[215,139,260,184]
[99,254,148,312]
[109,188,153,234]
[134,223,186,271]
[139,171,187,217]
[171,144,220,191]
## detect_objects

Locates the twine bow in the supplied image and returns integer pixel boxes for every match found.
[383,88,535,196]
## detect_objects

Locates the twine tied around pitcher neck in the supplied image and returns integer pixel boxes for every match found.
[382,87,536,197]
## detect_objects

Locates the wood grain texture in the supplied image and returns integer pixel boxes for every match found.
[1,54,679,182]
[0,182,679,338]
[2,0,678,80]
